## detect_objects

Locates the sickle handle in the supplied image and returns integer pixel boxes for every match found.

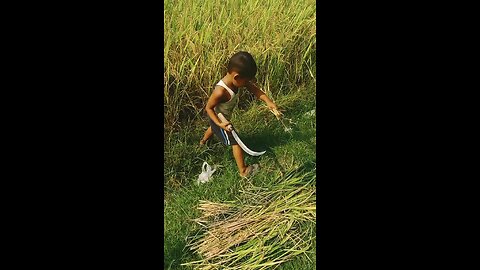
[217,113,233,131]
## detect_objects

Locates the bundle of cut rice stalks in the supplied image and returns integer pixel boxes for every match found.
[182,168,316,269]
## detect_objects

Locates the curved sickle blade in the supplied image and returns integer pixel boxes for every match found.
[231,130,266,156]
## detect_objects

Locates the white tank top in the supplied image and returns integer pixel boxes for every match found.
[214,80,240,120]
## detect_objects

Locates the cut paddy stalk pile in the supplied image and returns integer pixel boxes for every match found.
[182,168,316,269]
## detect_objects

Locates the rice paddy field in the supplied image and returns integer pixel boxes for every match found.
[164,0,316,269]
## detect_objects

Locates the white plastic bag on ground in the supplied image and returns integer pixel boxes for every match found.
[197,162,217,184]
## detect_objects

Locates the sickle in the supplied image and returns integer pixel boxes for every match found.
[218,113,266,156]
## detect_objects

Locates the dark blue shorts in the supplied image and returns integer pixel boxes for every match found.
[209,118,238,146]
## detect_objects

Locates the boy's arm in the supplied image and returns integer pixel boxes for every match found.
[205,87,232,131]
[245,81,279,111]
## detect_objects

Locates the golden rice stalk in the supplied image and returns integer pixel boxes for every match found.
[182,169,316,269]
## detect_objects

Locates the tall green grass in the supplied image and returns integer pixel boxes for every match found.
[164,0,316,134]
[163,83,315,191]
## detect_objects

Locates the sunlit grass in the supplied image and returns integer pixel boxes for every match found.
[164,0,316,132]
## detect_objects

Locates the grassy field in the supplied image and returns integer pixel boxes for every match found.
[164,90,316,269]
[164,0,316,268]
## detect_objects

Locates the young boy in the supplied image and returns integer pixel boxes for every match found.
[200,51,280,177]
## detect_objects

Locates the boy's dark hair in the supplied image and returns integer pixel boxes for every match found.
[227,51,257,79]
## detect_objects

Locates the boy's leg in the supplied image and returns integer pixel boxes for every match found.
[232,144,248,176]
[200,127,213,145]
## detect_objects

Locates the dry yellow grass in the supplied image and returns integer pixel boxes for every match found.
[164,0,316,134]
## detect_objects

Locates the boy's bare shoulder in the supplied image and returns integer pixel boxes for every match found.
[213,84,226,92]
[212,85,229,96]
[210,85,230,102]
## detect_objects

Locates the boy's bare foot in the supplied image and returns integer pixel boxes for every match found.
[199,139,207,145]
[240,164,259,178]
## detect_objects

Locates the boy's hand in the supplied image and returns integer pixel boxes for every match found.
[266,101,278,111]
[219,121,233,132]
[217,113,233,131]
[267,102,284,119]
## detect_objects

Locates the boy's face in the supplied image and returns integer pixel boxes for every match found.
[233,73,256,88]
